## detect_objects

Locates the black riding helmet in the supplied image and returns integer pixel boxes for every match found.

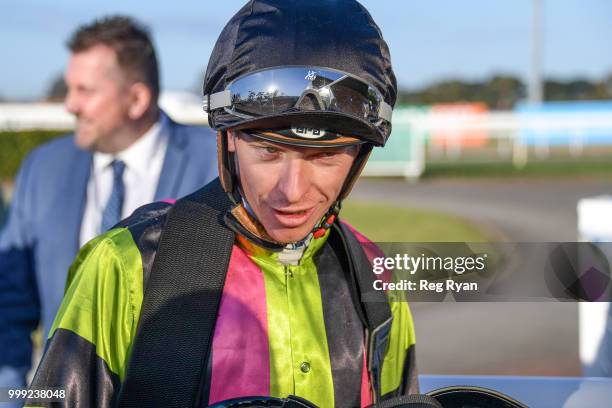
[203,0,397,248]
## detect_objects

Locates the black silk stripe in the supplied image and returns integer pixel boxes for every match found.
[315,242,364,408]
[379,344,419,400]
[117,201,173,288]
[195,344,214,407]
[400,344,419,396]
[27,328,120,407]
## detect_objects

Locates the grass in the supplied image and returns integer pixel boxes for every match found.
[424,159,612,179]
[341,201,490,242]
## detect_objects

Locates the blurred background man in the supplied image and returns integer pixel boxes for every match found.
[0,15,217,392]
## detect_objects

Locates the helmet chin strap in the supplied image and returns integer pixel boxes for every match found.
[217,130,372,249]
[312,202,340,239]
[310,145,372,239]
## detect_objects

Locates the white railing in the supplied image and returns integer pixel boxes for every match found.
[2,99,612,177]
[0,91,209,131]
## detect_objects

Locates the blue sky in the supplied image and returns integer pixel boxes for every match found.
[1,0,611,100]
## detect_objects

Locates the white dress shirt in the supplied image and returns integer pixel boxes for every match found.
[80,113,169,247]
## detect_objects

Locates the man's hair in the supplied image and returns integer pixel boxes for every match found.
[68,15,160,100]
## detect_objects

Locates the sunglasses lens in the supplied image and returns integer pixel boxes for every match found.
[227,67,384,124]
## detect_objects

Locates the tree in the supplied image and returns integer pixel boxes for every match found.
[397,73,611,109]
[482,76,525,109]
[397,75,525,108]
[45,74,67,102]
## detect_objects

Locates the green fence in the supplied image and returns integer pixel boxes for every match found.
[363,106,428,178]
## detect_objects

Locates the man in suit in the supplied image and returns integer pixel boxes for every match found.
[0,15,217,391]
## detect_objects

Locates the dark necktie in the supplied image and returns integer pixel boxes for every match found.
[100,159,126,233]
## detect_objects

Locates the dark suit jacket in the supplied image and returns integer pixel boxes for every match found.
[0,190,6,229]
[0,119,218,385]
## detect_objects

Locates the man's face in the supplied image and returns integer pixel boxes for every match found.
[228,131,359,244]
[64,44,132,153]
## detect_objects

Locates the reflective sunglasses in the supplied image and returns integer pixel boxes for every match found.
[204,66,392,135]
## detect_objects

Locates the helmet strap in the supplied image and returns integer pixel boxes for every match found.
[217,130,239,202]
[312,202,341,238]
[337,143,373,201]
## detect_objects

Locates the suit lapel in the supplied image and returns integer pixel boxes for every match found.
[60,145,91,254]
[155,120,188,201]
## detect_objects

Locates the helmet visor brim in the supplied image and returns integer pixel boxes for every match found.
[218,110,388,147]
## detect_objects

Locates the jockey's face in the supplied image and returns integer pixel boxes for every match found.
[228,130,359,244]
